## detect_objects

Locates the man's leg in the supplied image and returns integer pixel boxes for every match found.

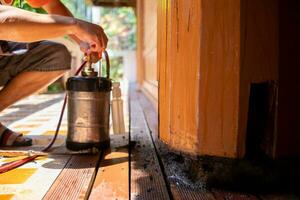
[0,41,71,146]
[0,70,66,112]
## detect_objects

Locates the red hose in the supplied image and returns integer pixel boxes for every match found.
[42,60,87,152]
[0,60,88,174]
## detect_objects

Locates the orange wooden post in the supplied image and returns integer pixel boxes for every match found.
[158,0,241,157]
[140,0,300,159]
[157,0,282,158]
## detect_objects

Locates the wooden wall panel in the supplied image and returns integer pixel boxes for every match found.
[159,0,202,154]
[169,0,201,154]
[157,0,170,143]
[137,0,158,103]
[198,0,241,157]
[136,0,144,86]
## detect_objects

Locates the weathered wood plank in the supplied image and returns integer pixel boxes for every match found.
[157,0,170,144]
[136,0,145,87]
[168,0,202,155]
[135,86,215,200]
[198,0,241,157]
[89,82,130,200]
[88,135,129,200]
[43,155,99,200]
[130,86,170,200]
[172,186,215,200]
[0,155,70,200]
[0,97,73,199]
[136,0,158,101]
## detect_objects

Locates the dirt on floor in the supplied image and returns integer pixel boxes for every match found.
[157,140,300,195]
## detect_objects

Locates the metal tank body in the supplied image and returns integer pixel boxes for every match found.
[66,76,111,151]
[67,91,110,149]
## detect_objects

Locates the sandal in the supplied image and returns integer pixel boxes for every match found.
[0,123,32,147]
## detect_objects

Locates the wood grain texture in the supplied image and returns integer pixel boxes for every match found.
[169,0,201,155]
[89,83,130,200]
[136,0,158,101]
[199,0,241,157]
[43,155,99,200]
[157,0,280,158]
[130,87,170,200]
[135,86,215,200]
[159,0,202,155]
[88,135,129,200]
[172,186,216,200]
[157,0,170,143]
[0,155,70,200]
[158,0,241,157]
[136,0,144,87]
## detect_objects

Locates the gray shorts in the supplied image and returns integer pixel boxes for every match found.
[0,41,71,86]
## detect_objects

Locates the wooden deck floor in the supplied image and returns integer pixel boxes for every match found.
[0,86,299,200]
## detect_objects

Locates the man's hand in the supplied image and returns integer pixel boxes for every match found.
[73,19,108,55]
[40,0,107,62]
[79,41,103,63]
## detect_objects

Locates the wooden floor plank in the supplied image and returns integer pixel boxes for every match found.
[134,85,215,200]
[0,96,73,200]
[130,87,170,200]
[0,155,70,200]
[88,135,129,200]
[89,82,130,200]
[43,155,99,200]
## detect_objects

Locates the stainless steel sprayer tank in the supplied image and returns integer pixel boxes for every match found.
[66,52,112,151]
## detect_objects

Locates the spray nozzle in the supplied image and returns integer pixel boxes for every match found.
[82,54,98,77]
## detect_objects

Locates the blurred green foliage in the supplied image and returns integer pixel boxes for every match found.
[101,56,123,81]
[100,7,136,81]
[61,0,91,20]
[100,7,136,50]
[13,0,46,13]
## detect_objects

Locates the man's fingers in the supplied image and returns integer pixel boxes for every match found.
[76,21,108,53]
[90,43,99,52]
[79,41,90,53]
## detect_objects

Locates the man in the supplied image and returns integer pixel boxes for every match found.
[0,0,108,146]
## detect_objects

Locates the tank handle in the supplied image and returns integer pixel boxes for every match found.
[103,51,110,79]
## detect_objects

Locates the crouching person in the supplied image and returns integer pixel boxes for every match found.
[0,0,108,146]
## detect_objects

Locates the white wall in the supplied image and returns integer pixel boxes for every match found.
[111,50,137,82]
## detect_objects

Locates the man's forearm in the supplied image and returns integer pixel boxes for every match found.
[42,1,82,44]
[0,5,77,42]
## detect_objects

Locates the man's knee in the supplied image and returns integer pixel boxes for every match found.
[49,43,72,70]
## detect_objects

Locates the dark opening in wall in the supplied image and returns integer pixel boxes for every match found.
[245,82,278,160]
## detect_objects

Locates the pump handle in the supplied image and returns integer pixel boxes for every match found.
[103,51,110,79]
